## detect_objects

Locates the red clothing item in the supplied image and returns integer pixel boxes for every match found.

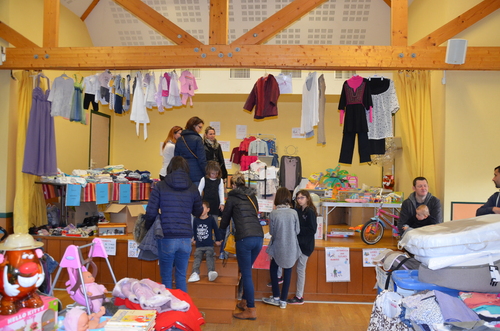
[239,136,256,152]
[114,289,205,331]
[243,74,280,119]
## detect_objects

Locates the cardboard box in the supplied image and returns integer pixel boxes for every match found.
[104,202,147,233]
[67,202,99,226]
[98,223,127,236]
[0,295,58,331]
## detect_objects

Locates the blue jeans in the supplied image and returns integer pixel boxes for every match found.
[236,236,263,308]
[157,238,192,292]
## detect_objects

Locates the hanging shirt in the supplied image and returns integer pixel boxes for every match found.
[130,72,150,140]
[275,73,293,94]
[300,71,319,135]
[48,74,75,118]
[166,71,183,107]
[367,78,400,139]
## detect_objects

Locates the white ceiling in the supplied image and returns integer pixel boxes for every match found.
[60,0,400,47]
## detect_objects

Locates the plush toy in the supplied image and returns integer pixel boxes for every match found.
[0,233,45,315]
[63,306,108,331]
[81,270,108,314]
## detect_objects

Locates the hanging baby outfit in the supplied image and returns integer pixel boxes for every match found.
[130,72,150,140]
[179,70,198,106]
[70,74,85,124]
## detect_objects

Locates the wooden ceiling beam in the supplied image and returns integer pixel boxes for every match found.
[209,0,228,45]
[4,45,500,71]
[81,0,100,21]
[231,0,328,45]
[413,0,500,47]
[391,0,408,46]
[43,0,59,48]
[112,0,201,46]
[0,21,39,48]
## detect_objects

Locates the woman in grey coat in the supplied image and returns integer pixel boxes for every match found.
[263,187,301,309]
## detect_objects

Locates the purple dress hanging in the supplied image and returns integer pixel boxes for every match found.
[22,74,58,176]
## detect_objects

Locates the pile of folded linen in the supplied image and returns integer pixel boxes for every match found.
[398,214,500,292]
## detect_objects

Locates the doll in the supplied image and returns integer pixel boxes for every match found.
[63,307,108,331]
[81,270,108,314]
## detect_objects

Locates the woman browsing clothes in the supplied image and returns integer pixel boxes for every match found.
[219,172,263,320]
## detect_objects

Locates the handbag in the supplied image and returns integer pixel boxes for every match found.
[134,213,148,244]
[224,231,237,255]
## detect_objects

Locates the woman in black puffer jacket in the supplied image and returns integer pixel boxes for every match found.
[220,172,263,321]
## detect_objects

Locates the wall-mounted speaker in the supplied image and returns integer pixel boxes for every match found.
[445,39,468,65]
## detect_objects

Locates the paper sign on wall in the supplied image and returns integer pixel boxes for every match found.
[128,240,139,258]
[65,184,82,207]
[210,121,221,135]
[362,248,386,267]
[219,141,230,152]
[236,125,247,139]
[325,247,350,282]
[100,238,117,256]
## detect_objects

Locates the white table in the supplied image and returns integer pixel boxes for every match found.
[320,201,402,239]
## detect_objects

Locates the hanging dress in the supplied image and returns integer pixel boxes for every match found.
[70,75,85,124]
[23,74,58,176]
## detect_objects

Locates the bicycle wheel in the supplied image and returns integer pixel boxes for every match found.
[361,219,385,245]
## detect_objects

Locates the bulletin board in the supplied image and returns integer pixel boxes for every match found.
[450,201,484,220]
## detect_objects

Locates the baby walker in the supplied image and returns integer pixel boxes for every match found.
[50,238,117,315]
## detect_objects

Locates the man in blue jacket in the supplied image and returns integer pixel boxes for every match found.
[476,165,500,216]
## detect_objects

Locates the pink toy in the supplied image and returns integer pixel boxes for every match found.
[50,238,117,315]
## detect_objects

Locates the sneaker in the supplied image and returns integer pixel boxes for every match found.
[219,252,225,260]
[287,296,304,305]
[262,296,280,307]
[279,300,287,309]
[266,277,284,287]
[188,272,200,283]
[208,271,218,282]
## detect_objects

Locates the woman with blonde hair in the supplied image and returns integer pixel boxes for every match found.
[203,126,228,182]
[159,125,182,180]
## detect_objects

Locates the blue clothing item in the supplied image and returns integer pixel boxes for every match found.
[174,129,207,183]
[434,290,480,322]
[193,215,223,248]
[144,169,203,238]
[236,236,263,308]
[476,192,500,216]
[157,237,192,292]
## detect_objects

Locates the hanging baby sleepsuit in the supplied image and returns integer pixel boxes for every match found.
[366,77,400,155]
[338,75,373,164]
[123,74,131,112]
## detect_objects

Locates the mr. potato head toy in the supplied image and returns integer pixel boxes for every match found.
[0,234,45,315]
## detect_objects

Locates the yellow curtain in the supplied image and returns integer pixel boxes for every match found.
[394,70,437,192]
[13,71,48,233]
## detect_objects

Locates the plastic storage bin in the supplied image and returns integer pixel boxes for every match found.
[391,269,461,297]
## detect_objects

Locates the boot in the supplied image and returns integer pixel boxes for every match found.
[236,299,247,310]
[233,307,256,320]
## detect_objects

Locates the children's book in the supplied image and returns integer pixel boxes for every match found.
[105,309,156,330]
